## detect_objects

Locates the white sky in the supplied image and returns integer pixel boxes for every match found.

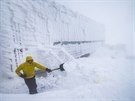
[55,0,135,55]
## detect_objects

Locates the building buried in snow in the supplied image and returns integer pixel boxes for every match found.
[0,0,105,75]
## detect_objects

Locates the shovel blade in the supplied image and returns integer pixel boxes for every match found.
[59,63,65,71]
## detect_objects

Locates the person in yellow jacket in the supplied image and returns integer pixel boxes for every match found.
[15,56,52,94]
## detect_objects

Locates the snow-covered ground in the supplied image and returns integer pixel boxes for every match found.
[0,45,134,101]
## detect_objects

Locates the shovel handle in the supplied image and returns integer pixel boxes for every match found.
[51,68,60,71]
[50,63,65,72]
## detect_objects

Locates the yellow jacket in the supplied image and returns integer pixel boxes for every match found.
[15,62,46,79]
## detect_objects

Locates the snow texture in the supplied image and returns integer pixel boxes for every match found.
[0,0,104,80]
[0,45,134,101]
[1,0,134,101]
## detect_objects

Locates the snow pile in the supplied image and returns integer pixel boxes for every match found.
[0,45,74,93]
[0,45,134,101]
[0,0,104,79]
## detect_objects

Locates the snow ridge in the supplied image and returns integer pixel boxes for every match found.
[0,0,104,79]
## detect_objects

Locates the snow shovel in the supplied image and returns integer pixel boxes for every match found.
[51,63,65,72]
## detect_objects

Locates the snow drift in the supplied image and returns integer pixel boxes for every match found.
[0,45,134,101]
[0,0,104,81]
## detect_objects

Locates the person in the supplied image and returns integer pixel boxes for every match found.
[15,56,52,94]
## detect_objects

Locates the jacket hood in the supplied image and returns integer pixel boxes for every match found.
[26,56,33,61]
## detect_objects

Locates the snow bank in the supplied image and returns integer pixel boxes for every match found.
[0,57,133,101]
[0,0,104,81]
[0,45,134,101]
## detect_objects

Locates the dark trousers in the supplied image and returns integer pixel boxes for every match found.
[24,76,37,94]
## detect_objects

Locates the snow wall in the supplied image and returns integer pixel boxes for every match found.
[0,0,105,79]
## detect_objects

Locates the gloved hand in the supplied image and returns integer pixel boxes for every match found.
[20,74,26,78]
[46,68,52,73]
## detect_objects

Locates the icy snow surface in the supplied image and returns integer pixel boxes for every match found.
[0,46,134,101]
[0,0,104,80]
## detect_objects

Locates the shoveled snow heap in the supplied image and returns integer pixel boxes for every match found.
[0,45,134,101]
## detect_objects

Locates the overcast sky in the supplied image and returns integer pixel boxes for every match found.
[55,0,135,55]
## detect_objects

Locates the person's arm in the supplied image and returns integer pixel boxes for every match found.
[35,62,52,72]
[15,64,23,76]
[35,62,46,70]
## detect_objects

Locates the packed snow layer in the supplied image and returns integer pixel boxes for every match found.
[0,46,134,101]
[0,0,104,78]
